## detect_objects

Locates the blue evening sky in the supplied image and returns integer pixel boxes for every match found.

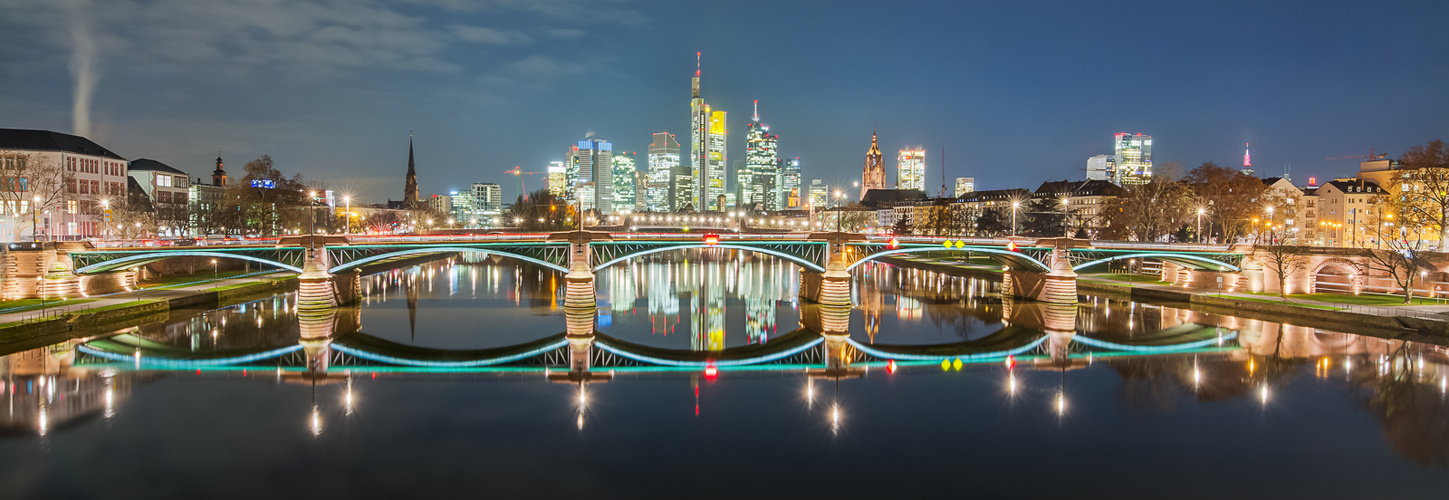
[1,0,1445,202]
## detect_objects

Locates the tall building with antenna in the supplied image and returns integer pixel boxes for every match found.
[743,100,780,210]
[688,53,727,211]
[1241,142,1255,176]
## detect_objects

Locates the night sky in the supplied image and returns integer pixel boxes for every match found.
[1,0,1445,202]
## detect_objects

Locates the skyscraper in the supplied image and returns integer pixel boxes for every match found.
[567,139,613,214]
[647,132,679,212]
[612,151,638,212]
[897,148,926,191]
[687,53,706,211]
[861,130,885,199]
[704,109,727,207]
[808,179,828,210]
[1112,133,1153,186]
[546,161,566,197]
[404,135,420,208]
[1085,155,1114,182]
[743,101,780,210]
[954,177,975,197]
[474,182,503,215]
[781,157,801,208]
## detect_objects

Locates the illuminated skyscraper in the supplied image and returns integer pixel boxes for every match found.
[567,139,613,214]
[547,161,566,197]
[743,101,780,210]
[954,177,975,197]
[1112,133,1152,186]
[647,132,680,211]
[897,148,926,191]
[612,151,638,213]
[704,109,728,207]
[1085,155,1114,182]
[782,158,801,208]
[808,179,828,210]
[688,53,706,211]
[861,130,885,199]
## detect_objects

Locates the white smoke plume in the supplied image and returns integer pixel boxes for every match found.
[61,0,99,138]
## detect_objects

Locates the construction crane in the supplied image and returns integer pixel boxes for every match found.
[1326,148,1389,161]
[504,166,543,201]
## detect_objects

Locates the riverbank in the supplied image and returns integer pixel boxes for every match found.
[879,255,1449,342]
[0,275,297,350]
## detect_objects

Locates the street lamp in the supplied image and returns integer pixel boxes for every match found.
[308,191,317,235]
[1011,200,1021,237]
[344,196,351,234]
[834,191,845,232]
[31,195,39,242]
[1196,207,1206,244]
[211,259,218,289]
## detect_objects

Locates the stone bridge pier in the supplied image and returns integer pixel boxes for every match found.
[1002,241,1078,305]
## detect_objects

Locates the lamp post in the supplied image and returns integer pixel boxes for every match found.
[344,196,351,234]
[308,191,317,235]
[211,259,218,290]
[31,195,39,242]
[102,199,110,240]
[1196,208,1206,244]
[1011,200,1021,237]
[834,191,844,232]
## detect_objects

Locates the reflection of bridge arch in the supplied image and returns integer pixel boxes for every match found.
[74,251,305,274]
[1070,252,1243,272]
[845,246,1052,272]
[328,246,570,274]
[592,244,827,272]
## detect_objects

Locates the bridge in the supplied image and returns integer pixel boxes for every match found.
[11,232,1248,305]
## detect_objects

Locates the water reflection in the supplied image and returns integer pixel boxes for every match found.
[2,255,1448,478]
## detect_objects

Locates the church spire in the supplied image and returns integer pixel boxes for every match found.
[404,134,420,208]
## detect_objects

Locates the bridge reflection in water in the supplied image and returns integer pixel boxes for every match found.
[6,255,1449,467]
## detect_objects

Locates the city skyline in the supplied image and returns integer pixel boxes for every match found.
[0,0,1444,202]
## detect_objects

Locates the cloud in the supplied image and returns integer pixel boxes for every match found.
[450,25,533,45]
[545,28,585,39]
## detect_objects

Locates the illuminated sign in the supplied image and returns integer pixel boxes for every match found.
[250,179,275,189]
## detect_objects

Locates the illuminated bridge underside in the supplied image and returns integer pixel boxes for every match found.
[590,242,827,272]
[1069,250,1243,272]
[72,248,309,274]
[77,323,1240,371]
[325,244,572,274]
[845,245,1054,273]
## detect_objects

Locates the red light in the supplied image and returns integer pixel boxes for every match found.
[887,360,898,374]
[704,234,720,245]
[704,364,718,380]
[1005,355,1016,370]
[1309,176,1317,186]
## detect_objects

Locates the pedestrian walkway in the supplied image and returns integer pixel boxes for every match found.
[0,271,286,326]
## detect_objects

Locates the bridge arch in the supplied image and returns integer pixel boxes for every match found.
[592,244,826,272]
[844,246,1051,273]
[74,251,305,274]
[328,247,570,274]
[1070,252,1242,273]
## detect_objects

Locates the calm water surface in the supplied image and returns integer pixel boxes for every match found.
[2,251,1447,499]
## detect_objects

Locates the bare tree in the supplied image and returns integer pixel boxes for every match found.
[1259,245,1310,299]
[1384,140,1449,246]
[1357,237,1433,304]
[0,150,73,240]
